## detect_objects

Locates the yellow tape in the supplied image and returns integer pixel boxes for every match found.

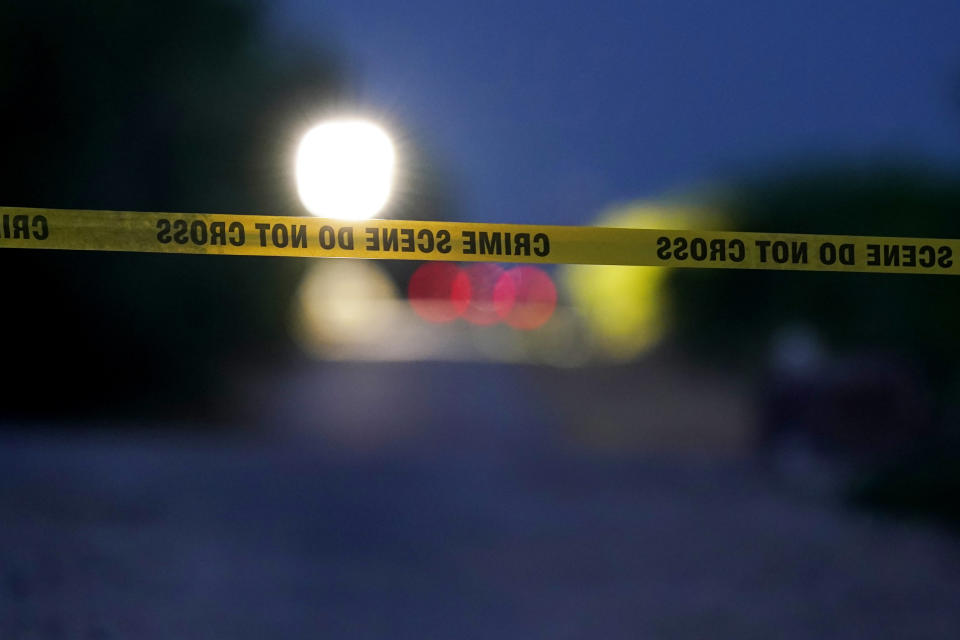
[1,206,958,275]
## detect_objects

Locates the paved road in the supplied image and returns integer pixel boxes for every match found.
[3,428,960,638]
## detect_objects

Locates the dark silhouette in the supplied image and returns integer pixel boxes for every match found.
[0,2,366,420]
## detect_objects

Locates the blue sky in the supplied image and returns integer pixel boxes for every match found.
[271,1,960,225]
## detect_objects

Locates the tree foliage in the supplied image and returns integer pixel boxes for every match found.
[0,0,343,419]
[667,166,960,393]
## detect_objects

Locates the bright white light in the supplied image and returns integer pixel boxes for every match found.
[295,119,396,220]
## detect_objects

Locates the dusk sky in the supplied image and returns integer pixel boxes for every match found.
[271,1,960,225]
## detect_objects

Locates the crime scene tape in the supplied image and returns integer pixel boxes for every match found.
[1,206,959,275]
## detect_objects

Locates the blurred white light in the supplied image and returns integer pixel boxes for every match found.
[293,260,400,348]
[295,119,396,220]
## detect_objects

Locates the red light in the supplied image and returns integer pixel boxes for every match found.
[409,263,557,330]
[408,262,470,323]
[496,266,557,330]
[463,264,514,326]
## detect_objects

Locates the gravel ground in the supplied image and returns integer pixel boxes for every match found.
[2,430,960,639]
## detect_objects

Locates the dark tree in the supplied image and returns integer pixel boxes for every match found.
[0,0,345,420]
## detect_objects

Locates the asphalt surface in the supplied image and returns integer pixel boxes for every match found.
[2,363,960,638]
